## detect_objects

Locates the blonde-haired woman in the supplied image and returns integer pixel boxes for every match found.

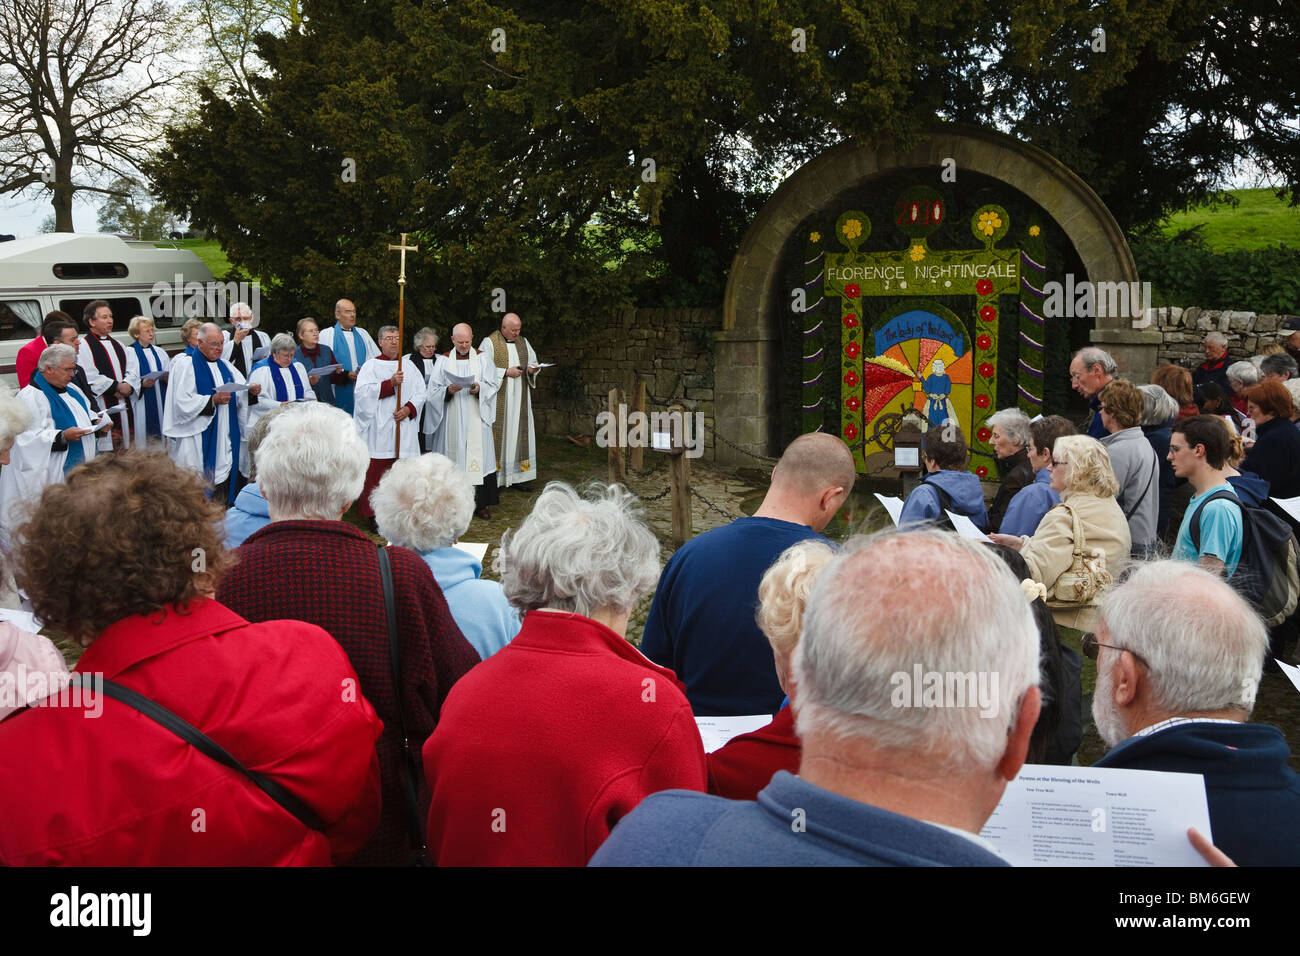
[707,538,836,800]
[127,316,170,449]
[990,435,1131,631]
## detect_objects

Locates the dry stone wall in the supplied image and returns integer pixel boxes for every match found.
[1151,307,1294,365]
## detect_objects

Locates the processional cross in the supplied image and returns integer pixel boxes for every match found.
[387,233,419,457]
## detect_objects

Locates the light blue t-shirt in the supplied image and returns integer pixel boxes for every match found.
[1173,483,1244,576]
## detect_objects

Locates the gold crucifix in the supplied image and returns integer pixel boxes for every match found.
[387,232,419,456]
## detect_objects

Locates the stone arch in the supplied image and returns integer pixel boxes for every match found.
[714,123,1151,465]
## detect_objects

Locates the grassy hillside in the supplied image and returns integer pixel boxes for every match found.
[154,238,232,278]
[1160,187,1299,252]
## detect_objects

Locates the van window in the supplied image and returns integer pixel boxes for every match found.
[0,300,43,341]
[53,263,129,279]
[59,298,148,333]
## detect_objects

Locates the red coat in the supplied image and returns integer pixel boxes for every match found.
[0,598,383,865]
[706,705,801,800]
[424,610,707,865]
[15,333,47,389]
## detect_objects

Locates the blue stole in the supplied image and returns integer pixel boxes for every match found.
[191,355,241,504]
[269,361,306,402]
[333,327,362,414]
[131,342,166,439]
[32,371,91,473]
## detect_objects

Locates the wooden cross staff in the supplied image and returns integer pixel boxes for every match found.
[387,233,418,457]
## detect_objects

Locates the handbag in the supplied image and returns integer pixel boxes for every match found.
[377,544,432,866]
[1047,503,1112,608]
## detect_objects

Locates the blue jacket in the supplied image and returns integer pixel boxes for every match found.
[419,546,520,660]
[641,516,826,716]
[899,469,989,532]
[1227,470,1269,507]
[1086,395,1108,440]
[590,771,1008,866]
[1096,721,1300,866]
[1142,422,1175,537]
[294,343,338,405]
[225,481,271,548]
[999,468,1060,537]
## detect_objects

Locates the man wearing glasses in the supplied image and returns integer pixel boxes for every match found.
[1167,415,1243,576]
[1089,561,1300,866]
[1067,347,1117,440]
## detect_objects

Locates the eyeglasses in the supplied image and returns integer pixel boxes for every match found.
[1049,458,1067,467]
[1081,632,1150,669]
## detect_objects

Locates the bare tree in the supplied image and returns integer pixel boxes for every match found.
[187,0,300,111]
[0,0,190,231]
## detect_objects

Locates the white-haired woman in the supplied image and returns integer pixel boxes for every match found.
[1139,383,1180,539]
[1226,360,1258,417]
[986,407,1035,532]
[990,435,1131,631]
[127,315,170,449]
[372,453,519,658]
[708,538,834,800]
[0,384,70,713]
[408,327,446,454]
[422,482,706,866]
[246,332,317,426]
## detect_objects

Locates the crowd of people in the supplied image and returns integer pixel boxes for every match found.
[0,319,1296,867]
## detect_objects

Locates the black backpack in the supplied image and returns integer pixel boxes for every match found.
[1189,489,1300,627]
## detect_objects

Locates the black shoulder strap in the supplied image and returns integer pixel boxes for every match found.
[1189,488,1242,550]
[98,677,327,833]
[1123,455,1158,521]
[378,544,429,861]
[922,476,956,515]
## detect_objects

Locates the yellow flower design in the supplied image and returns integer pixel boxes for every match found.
[809,231,821,243]
[909,245,925,262]
[841,219,862,240]
[977,211,1002,237]
[1029,225,1040,236]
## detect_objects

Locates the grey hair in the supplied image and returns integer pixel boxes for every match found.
[256,403,369,520]
[1138,384,1179,426]
[1227,360,1259,388]
[494,482,660,617]
[986,407,1031,449]
[1260,353,1299,379]
[792,529,1040,772]
[1204,331,1229,347]
[245,404,293,481]
[0,385,31,444]
[1098,561,1267,720]
[37,343,76,372]
[1073,346,1118,376]
[229,301,253,320]
[270,332,296,354]
[377,325,399,340]
[372,453,474,552]
[413,327,438,348]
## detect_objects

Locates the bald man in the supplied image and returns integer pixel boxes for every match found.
[318,299,379,415]
[430,323,501,519]
[641,433,855,716]
[480,312,542,488]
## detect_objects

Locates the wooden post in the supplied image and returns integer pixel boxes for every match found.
[629,378,646,473]
[608,387,626,484]
[669,401,691,545]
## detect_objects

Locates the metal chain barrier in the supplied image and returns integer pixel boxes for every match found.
[689,485,743,520]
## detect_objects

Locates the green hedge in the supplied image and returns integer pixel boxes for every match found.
[1132,239,1300,314]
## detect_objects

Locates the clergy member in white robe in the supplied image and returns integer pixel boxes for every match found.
[246,333,317,427]
[163,322,249,505]
[0,345,102,546]
[127,316,171,449]
[409,327,447,454]
[480,312,541,488]
[435,322,500,519]
[221,301,271,381]
[319,298,379,416]
[353,325,426,522]
[77,300,140,452]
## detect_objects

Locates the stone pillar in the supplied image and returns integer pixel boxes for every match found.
[714,328,778,467]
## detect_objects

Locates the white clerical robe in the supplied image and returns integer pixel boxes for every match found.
[247,360,317,426]
[128,342,171,450]
[162,353,249,485]
[431,350,498,484]
[354,355,426,460]
[221,328,271,379]
[413,353,448,452]
[0,383,99,545]
[78,334,141,451]
[480,335,539,486]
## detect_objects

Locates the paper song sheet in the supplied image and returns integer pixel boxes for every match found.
[251,346,271,362]
[1271,496,1300,525]
[453,542,489,564]
[1276,658,1300,696]
[874,493,905,526]
[309,364,341,376]
[444,372,476,388]
[980,764,1212,866]
[946,510,992,541]
[141,368,167,384]
[695,715,773,754]
[214,382,248,394]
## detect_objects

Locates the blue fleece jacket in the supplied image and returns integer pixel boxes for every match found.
[898,469,990,532]
[1227,470,1270,507]
[589,771,1007,866]
[420,546,520,660]
[225,481,271,548]
[1096,721,1300,866]
[999,467,1060,537]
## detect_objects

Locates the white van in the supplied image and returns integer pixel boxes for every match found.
[0,234,222,387]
